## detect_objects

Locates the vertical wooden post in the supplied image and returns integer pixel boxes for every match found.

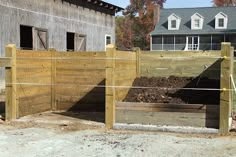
[105,44,115,129]
[5,44,17,120]
[220,42,232,134]
[50,49,57,111]
[133,47,141,78]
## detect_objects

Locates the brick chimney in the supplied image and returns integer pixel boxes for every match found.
[153,3,160,26]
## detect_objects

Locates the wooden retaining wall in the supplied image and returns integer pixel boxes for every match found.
[141,51,221,79]
[1,43,234,134]
[105,45,139,128]
[54,51,106,111]
[116,102,219,128]
[112,43,234,134]
[2,45,106,119]
[16,50,52,117]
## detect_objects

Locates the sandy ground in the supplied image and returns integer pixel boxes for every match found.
[0,112,236,157]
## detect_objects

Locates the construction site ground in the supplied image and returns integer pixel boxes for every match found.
[0,112,236,157]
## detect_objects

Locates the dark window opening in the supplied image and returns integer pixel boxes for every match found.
[218,18,224,27]
[106,35,111,45]
[171,20,176,28]
[20,25,33,50]
[67,32,75,51]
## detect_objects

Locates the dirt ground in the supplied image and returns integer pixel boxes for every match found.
[0,80,235,157]
[124,76,220,104]
[0,112,236,157]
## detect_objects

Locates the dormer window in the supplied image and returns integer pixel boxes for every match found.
[218,18,225,27]
[191,13,204,30]
[168,13,181,30]
[194,19,200,28]
[215,12,228,29]
[171,20,177,29]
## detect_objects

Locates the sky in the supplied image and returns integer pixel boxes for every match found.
[105,0,213,9]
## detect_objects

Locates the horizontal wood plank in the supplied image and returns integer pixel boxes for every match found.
[0,58,12,67]
[116,110,219,128]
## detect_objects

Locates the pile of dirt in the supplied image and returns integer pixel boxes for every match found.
[124,76,220,104]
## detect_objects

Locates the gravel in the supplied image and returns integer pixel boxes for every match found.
[0,123,236,157]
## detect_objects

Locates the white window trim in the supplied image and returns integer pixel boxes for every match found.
[168,13,181,30]
[105,34,112,50]
[171,20,177,29]
[150,35,153,51]
[194,19,200,27]
[191,13,204,30]
[218,18,225,28]
[215,12,228,29]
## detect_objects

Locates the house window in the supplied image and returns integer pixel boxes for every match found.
[194,19,200,28]
[215,12,227,29]
[218,18,224,27]
[168,13,181,30]
[191,13,204,30]
[67,32,75,51]
[171,20,176,29]
[20,25,33,50]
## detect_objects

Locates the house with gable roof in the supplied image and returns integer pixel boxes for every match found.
[150,6,236,52]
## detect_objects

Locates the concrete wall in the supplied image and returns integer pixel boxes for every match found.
[0,0,116,90]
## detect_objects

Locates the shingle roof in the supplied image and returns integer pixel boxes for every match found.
[151,6,236,35]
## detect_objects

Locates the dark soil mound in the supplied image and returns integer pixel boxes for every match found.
[124,76,220,104]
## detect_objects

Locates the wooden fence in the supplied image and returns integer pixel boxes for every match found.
[2,44,106,120]
[141,51,221,78]
[0,43,234,134]
[107,43,234,134]
[105,45,140,128]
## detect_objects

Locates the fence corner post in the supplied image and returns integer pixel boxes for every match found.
[133,47,141,78]
[105,44,116,129]
[49,48,57,111]
[220,42,232,134]
[5,44,17,120]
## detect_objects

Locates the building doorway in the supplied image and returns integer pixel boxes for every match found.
[186,36,199,50]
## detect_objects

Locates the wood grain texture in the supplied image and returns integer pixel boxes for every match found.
[141,51,221,78]
[219,43,233,134]
[106,45,116,129]
[116,110,219,128]
[14,49,106,118]
[5,44,17,120]
[0,58,12,67]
